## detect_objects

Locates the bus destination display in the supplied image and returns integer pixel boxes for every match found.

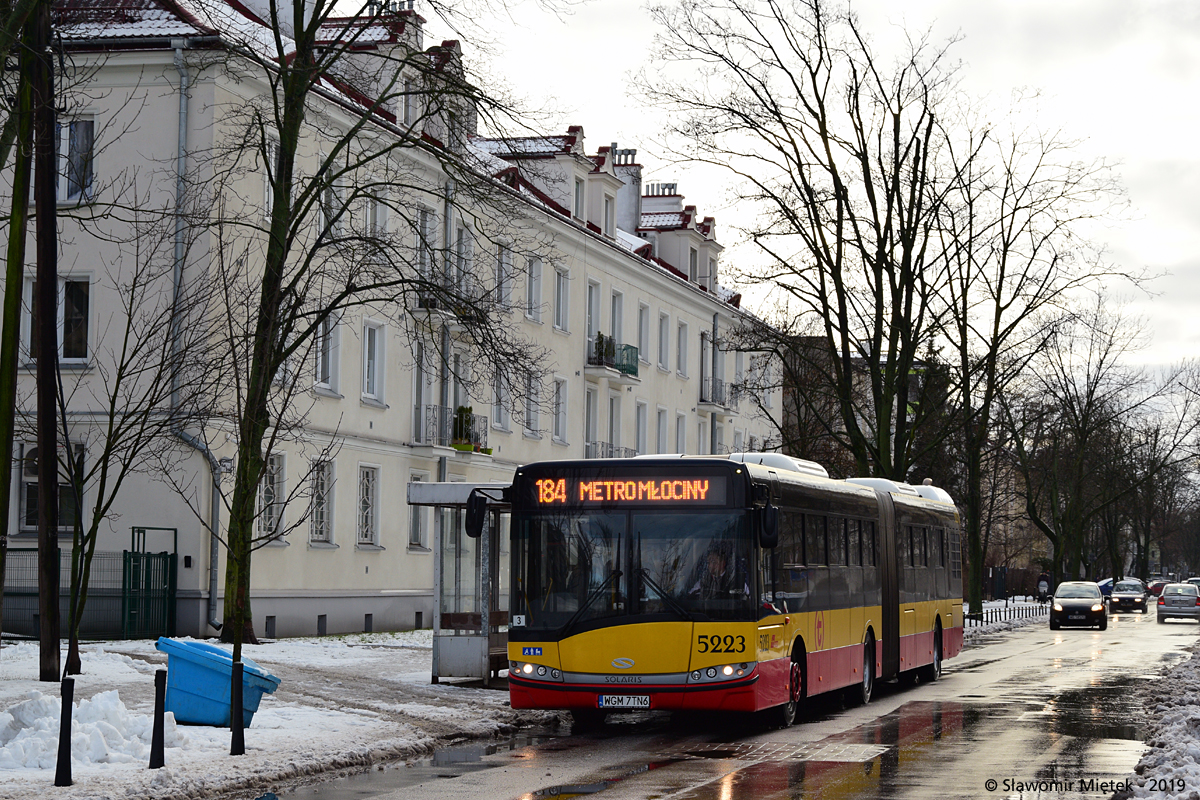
[534,475,728,505]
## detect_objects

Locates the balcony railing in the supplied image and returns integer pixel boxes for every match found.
[414,405,488,449]
[701,376,728,407]
[586,335,639,378]
[585,441,638,459]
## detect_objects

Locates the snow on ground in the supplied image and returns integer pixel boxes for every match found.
[0,630,558,800]
[0,602,1186,800]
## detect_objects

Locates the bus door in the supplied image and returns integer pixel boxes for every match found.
[875,490,900,680]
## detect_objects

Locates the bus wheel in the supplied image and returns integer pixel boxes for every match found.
[769,647,804,729]
[570,708,605,733]
[847,633,875,706]
[918,625,942,683]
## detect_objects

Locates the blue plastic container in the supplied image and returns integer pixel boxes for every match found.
[155,637,281,728]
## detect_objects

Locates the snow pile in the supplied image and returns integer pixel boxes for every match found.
[0,690,186,770]
[1118,644,1200,799]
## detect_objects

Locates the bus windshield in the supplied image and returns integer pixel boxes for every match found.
[512,509,754,634]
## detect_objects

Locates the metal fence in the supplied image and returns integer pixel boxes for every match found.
[2,548,176,640]
[964,602,1048,627]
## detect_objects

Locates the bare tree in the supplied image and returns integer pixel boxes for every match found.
[641,0,963,480]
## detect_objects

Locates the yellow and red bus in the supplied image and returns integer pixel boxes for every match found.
[502,454,963,728]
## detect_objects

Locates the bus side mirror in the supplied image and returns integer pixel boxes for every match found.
[760,505,779,549]
[466,490,487,539]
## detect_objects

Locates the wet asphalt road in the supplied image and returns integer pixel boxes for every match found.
[283,609,1196,800]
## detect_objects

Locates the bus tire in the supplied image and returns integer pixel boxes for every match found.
[767,643,805,729]
[570,708,605,733]
[846,632,875,706]
[918,623,942,683]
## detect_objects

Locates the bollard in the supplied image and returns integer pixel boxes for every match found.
[230,661,245,756]
[150,669,166,769]
[54,677,73,787]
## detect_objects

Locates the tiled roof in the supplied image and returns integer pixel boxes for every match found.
[640,211,686,229]
[475,136,574,158]
[56,0,213,39]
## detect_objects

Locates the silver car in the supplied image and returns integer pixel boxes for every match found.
[1157,583,1200,623]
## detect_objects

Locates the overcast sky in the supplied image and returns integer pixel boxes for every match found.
[458,0,1200,366]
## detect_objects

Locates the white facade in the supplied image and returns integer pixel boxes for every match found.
[11,1,782,639]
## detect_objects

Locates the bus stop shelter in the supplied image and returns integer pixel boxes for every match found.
[406,481,510,686]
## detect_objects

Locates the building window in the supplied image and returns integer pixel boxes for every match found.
[26,278,90,362]
[526,257,542,321]
[574,178,584,219]
[496,243,512,305]
[658,313,669,370]
[554,268,569,330]
[688,247,698,282]
[455,226,472,294]
[552,378,567,442]
[310,460,333,544]
[677,321,688,376]
[603,195,614,236]
[586,281,600,339]
[263,139,278,216]
[409,474,426,547]
[493,373,510,430]
[524,372,540,435]
[366,192,387,236]
[19,443,83,532]
[402,78,415,125]
[362,322,384,401]
[258,453,285,540]
[610,291,623,344]
[635,401,648,455]
[675,413,686,454]
[58,119,94,204]
[637,304,649,363]
[608,395,621,448]
[319,180,343,239]
[733,429,744,453]
[357,466,379,545]
[314,316,337,391]
[656,408,667,454]
[416,208,436,279]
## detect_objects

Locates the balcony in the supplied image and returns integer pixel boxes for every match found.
[585,334,639,384]
[585,441,638,459]
[413,405,489,452]
[699,377,731,413]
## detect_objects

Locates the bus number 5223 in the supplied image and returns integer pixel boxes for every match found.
[697,634,745,654]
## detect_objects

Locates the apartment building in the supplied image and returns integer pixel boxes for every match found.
[15,0,781,639]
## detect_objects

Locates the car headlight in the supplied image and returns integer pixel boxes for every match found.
[1091,603,1104,612]
[1053,603,1063,611]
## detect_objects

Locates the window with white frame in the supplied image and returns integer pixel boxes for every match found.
[416,208,436,279]
[586,281,600,339]
[357,465,379,545]
[495,243,513,305]
[58,118,94,204]
[656,408,667,454]
[319,180,343,238]
[603,195,614,236]
[362,321,384,401]
[314,316,338,391]
[366,192,387,236]
[493,373,510,430]
[676,413,686,454]
[677,321,688,376]
[554,268,569,330]
[637,304,649,363]
[19,442,83,532]
[574,178,584,219]
[525,257,542,321]
[409,474,426,547]
[610,291,623,344]
[552,378,567,442]
[733,429,744,453]
[608,394,621,448]
[309,459,333,544]
[402,78,416,125]
[263,139,279,216]
[455,226,472,294]
[658,313,669,370]
[698,421,708,455]
[258,453,285,540]
[635,402,648,455]
[524,372,540,435]
[688,247,698,282]
[25,277,90,362]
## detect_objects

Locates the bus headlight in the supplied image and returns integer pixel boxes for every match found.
[722,665,734,676]
[522,663,534,674]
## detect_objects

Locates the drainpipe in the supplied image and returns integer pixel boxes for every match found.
[169,39,222,633]
[711,313,719,455]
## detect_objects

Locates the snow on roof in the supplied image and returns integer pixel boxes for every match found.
[616,228,650,254]
[475,136,575,158]
[56,0,213,40]
[640,211,687,229]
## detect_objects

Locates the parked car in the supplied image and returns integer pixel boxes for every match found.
[1097,578,1113,597]
[1157,583,1200,623]
[1187,577,1200,589]
[1109,580,1149,613]
[1148,580,1171,597]
[1050,582,1107,630]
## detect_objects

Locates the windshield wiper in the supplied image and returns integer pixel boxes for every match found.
[559,570,623,636]
[637,568,694,621]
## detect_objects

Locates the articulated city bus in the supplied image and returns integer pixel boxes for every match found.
[500,454,963,728]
